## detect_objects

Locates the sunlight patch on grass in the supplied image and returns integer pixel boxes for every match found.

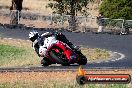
[81,47,110,61]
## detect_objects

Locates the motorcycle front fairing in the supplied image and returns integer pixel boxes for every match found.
[39,35,78,64]
[46,41,77,64]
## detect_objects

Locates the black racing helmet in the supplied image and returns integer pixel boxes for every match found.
[29,31,39,42]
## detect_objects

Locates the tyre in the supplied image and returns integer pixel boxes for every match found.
[41,57,51,66]
[78,57,87,65]
[49,49,69,66]
[75,51,87,65]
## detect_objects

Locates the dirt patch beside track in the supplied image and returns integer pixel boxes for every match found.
[0,70,132,87]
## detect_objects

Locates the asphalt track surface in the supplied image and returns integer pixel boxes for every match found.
[0,26,132,69]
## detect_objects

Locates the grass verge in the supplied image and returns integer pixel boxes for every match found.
[0,38,39,67]
[0,38,109,67]
[0,82,127,88]
[81,47,109,61]
[0,71,131,88]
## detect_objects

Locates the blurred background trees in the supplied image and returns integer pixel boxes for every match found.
[99,0,132,20]
[47,0,93,31]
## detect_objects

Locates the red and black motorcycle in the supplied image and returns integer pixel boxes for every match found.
[39,36,87,66]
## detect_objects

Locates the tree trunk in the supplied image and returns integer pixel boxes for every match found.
[68,15,77,31]
[10,0,23,25]
[68,0,77,31]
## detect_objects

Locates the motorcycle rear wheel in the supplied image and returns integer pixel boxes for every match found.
[41,57,51,66]
[49,50,70,66]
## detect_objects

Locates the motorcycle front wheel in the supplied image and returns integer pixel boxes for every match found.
[49,48,70,66]
[75,50,87,65]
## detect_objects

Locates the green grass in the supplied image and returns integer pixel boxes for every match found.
[0,38,110,67]
[0,44,39,67]
[0,81,128,88]
[0,44,25,58]
[0,43,110,67]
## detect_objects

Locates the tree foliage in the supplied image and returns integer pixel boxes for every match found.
[99,0,132,20]
[47,0,93,31]
[47,0,93,16]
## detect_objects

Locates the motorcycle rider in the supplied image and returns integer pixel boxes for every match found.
[29,31,79,57]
